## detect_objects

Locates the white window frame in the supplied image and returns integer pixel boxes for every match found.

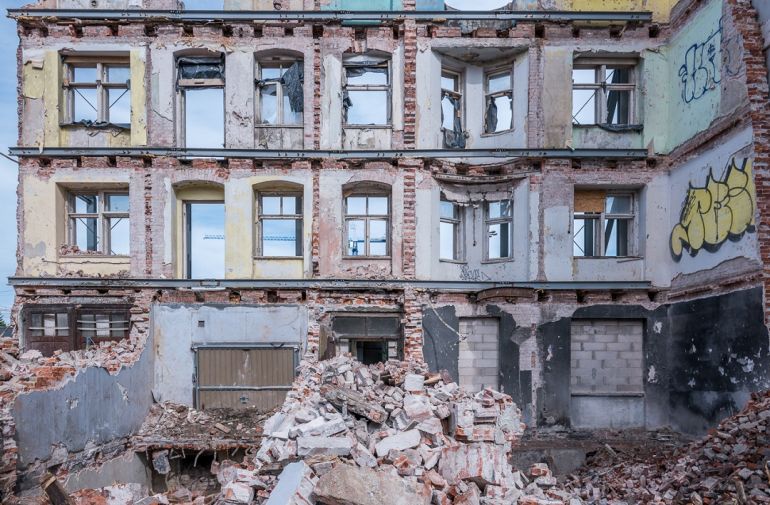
[573,192,636,258]
[255,192,303,258]
[441,68,463,133]
[62,55,130,126]
[483,66,514,134]
[439,199,464,262]
[255,58,304,127]
[572,58,637,126]
[483,200,513,262]
[343,60,392,127]
[66,190,130,256]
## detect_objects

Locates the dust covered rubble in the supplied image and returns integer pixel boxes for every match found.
[214,355,584,505]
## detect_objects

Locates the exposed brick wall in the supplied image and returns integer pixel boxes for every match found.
[729,0,770,325]
[570,320,644,395]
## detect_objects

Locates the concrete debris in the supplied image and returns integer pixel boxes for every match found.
[566,390,770,504]
[313,463,432,505]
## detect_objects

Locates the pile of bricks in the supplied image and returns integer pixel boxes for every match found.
[566,390,770,504]
[204,355,584,504]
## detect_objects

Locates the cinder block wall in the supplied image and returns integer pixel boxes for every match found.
[570,320,643,394]
[458,318,499,392]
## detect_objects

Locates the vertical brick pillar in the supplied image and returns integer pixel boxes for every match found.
[402,287,424,362]
[313,36,322,150]
[305,290,321,360]
[400,158,419,279]
[403,19,417,148]
[729,0,770,324]
[311,163,321,276]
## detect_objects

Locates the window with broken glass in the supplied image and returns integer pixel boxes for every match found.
[63,56,130,126]
[343,60,390,126]
[332,315,402,364]
[24,306,130,356]
[441,69,465,148]
[66,191,130,255]
[440,199,463,261]
[573,191,635,257]
[484,68,513,134]
[485,200,513,261]
[572,60,636,127]
[257,194,303,257]
[345,195,389,257]
[256,59,303,126]
[177,56,225,148]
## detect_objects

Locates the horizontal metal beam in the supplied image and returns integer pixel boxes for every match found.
[9,147,650,160]
[9,277,653,291]
[7,8,652,23]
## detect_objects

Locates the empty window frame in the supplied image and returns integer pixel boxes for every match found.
[441,69,465,148]
[485,200,513,260]
[24,305,130,356]
[256,59,303,126]
[345,194,389,257]
[62,56,130,125]
[343,60,390,126]
[572,60,636,126]
[332,314,402,364]
[66,191,130,255]
[177,56,225,148]
[26,308,71,355]
[573,191,635,257]
[185,201,226,279]
[257,193,303,257]
[484,68,513,134]
[78,308,130,347]
[440,199,463,261]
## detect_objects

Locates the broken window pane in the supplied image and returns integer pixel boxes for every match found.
[74,88,98,123]
[260,84,278,125]
[187,202,225,278]
[345,90,388,125]
[573,215,598,257]
[573,193,634,257]
[347,220,366,256]
[369,220,387,256]
[108,217,130,255]
[346,68,388,86]
[441,95,457,130]
[487,222,511,259]
[486,94,513,133]
[185,88,224,148]
[66,58,130,126]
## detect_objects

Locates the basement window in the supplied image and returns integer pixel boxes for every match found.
[343,57,390,126]
[573,191,635,257]
[440,198,463,261]
[62,55,130,127]
[484,68,513,134]
[256,59,303,126]
[66,191,130,255]
[332,314,402,364]
[177,55,225,148]
[485,200,513,261]
[572,59,637,127]
[441,69,465,148]
[344,194,389,257]
[78,309,130,347]
[257,193,303,257]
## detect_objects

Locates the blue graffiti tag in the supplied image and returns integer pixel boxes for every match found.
[679,17,742,103]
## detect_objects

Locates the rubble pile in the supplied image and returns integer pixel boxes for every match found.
[211,355,583,504]
[567,390,770,504]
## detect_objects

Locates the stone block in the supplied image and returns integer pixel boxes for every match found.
[297,436,352,457]
[313,464,431,505]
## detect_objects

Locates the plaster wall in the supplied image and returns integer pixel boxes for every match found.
[152,304,307,405]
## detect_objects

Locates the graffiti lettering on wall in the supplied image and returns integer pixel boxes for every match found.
[679,17,742,103]
[459,265,492,282]
[670,157,755,261]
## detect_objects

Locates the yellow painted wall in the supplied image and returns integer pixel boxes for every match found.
[567,0,676,22]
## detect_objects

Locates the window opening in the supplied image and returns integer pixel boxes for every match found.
[67,191,129,255]
[485,200,512,260]
[441,69,465,148]
[63,56,130,126]
[256,60,304,126]
[177,56,225,148]
[573,191,635,257]
[484,69,513,134]
[257,193,303,257]
[440,199,462,261]
[343,60,390,126]
[572,61,636,127]
[345,194,389,257]
[185,201,225,278]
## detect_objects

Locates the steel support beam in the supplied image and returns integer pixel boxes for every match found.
[9,276,653,291]
[7,8,652,23]
[9,146,650,160]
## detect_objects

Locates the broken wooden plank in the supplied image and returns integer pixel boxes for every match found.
[41,472,74,505]
[322,385,388,424]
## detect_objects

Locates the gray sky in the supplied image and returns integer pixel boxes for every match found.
[0,1,20,322]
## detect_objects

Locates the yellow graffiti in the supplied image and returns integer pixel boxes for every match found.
[670,158,756,260]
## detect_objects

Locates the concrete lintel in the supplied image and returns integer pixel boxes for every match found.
[7,9,653,23]
[8,146,650,160]
[9,276,652,291]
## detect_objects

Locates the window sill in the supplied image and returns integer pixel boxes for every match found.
[439,258,467,264]
[481,258,513,264]
[60,122,131,131]
[574,256,642,261]
[480,129,514,138]
[343,125,392,129]
[60,253,130,259]
[342,256,392,260]
[253,256,303,260]
[255,125,303,129]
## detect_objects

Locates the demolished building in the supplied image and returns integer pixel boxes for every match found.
[3,0,770,500]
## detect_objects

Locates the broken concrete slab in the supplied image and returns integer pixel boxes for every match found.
[313,464,431,505]
[374,429,421,457]
[264,461,316,505]
[297,436,352,457]
[438,443,510,487]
